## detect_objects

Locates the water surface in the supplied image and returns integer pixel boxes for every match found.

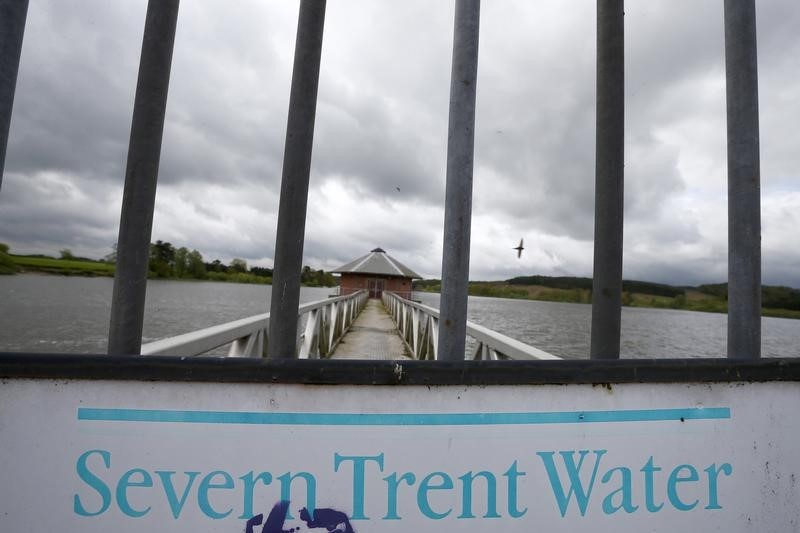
[415,292,798,359]
[0,275,330,354]
[1,274,798,358]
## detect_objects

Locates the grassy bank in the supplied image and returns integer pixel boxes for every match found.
[0,244,17,274]
[415,280,800,320]
[8,255,272,284]
[6,255,297,287]
[3,241,339,287]
[10,255,115,276]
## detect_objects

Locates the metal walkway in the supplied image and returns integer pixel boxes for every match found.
[330,299,410,360]
[139,290,559,361]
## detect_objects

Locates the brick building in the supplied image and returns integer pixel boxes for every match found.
[332,248,421,299]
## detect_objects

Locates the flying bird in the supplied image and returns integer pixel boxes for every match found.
[513,239,524,259]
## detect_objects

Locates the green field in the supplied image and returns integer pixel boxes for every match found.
[6,255,276,285]
[8,253,800,320]
[10,255,116,276]
[415,279,800,320]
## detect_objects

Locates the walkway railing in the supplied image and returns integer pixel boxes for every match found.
[382,292,561,361]
[141,290,368,358]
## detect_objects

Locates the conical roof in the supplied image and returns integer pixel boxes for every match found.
[332,248,421,279]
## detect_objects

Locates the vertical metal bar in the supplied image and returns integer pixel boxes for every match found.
[108,0,179,355]
[590,0,625,359]
[438,0,480,362]
[724,0,761,359]
[0,0,29,190]
[268,0,326,358]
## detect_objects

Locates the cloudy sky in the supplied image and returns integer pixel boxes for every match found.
[1,0,798,286]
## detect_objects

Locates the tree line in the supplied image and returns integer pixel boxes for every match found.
[0,241,337,287]
[698,283,800,312]
[506,275,684,298]
[145,240,335,286]
[414,274,800,316]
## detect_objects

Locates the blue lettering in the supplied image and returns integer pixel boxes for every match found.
[383,471,415,520]
[601,466,638,514]
[116,468,153,517]
[458,471,500,519]
[417,472,453,519]
[503,461,528,518]
[238,471,273,519]
[74,449,112,516]
[704,463,733,510]
[640,456,664,512]
[537,450,607,517]
[334,453,383,520]
[154,470,200,519]
[277,471,316,520]
[667,464,699,511]
[198,470,234,519]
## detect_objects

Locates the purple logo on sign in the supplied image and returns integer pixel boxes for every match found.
[245,501,355,533]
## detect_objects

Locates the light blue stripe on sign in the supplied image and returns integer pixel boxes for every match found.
[78,407,730,426]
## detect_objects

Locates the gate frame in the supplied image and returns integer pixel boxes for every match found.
[1,353,797,385]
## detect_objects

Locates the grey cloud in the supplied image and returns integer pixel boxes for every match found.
[625,259,727,288]
[625,135,685,221]
[7,3,141,182]
[764,251,800,288]
[0,171,120,258]
[312,95,446,203]
[1,0,798,288]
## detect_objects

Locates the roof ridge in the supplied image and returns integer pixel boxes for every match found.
[382,253,406,276]
[331,249,420,278]
[350,253,374,272]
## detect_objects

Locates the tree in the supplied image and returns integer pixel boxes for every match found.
[229,258,248,274]
[59,249,75,260]
[671,293,687,309]
[300,265,336,287]
[250,266,273,278]
[149,240,176,277]
[301,265,314,283]
[152,240,175,264]
[206,259,227,273]
[174,247,189,278]
[0,242,17,275]
[187,250,206,279]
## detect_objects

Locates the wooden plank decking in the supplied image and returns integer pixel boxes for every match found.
[330,299,410,360]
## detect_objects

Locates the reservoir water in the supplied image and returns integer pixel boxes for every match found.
[1,274,798,359]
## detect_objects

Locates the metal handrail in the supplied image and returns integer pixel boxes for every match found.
[382,292,560,361]
[141,290,369,358]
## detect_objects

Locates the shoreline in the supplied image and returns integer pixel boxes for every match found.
[5,266,799,321]
[416,286,800,321]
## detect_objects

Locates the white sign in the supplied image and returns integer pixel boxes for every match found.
[1,379,798,532]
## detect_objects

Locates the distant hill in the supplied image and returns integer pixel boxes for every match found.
[698,283,800,312]
[507,275,684,298]
[413,275,800,319]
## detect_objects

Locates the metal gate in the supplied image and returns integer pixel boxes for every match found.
[367,278,385,298]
